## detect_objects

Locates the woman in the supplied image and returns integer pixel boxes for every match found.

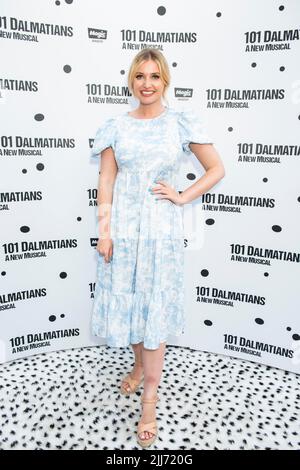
[90,48,225,448]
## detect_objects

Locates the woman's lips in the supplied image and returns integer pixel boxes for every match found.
[140,91,155,96]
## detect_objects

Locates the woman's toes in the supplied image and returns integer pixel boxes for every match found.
[122,382,130,392]
[139,431,153,441]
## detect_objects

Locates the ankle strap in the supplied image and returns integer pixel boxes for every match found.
[141,394,160,404]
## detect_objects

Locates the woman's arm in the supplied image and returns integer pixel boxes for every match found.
[179,143,225,205]
[97,147,118,239]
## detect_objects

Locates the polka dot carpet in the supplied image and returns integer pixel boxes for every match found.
[0,345,299,450]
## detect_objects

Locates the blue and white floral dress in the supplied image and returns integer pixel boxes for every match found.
[90,106,213,349]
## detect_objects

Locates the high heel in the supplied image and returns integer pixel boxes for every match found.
[136,393,160,448]
[120,361,144,395]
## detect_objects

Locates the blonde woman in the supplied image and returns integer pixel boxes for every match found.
[91,48,225,448]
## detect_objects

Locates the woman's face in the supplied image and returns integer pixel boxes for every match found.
[132,59,165,105]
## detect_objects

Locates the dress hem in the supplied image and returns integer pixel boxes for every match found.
[91,331,185,350]
[91,283,185,351]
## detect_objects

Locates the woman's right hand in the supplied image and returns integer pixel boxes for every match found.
[96,238,113,263]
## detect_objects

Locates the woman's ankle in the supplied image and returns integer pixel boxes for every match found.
[134,358,143,367]
[142,388,159,400]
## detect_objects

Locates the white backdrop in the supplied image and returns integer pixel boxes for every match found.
[1,0,300,374]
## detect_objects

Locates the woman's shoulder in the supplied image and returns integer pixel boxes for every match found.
[166,106,205,124]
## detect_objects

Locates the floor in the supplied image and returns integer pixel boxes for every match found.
[0,345,299,450]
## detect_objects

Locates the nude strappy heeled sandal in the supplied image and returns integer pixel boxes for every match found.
[136,393,160,448]
[120,362,144,395]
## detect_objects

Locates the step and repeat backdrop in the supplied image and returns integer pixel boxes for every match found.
[1,0,300,374]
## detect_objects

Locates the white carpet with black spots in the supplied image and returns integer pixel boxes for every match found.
[0,345,299,450]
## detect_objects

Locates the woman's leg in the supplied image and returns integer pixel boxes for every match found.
[122,342,144,393]
[138,341,166,441]
[132,342,143,364]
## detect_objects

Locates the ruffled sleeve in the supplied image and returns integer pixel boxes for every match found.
[90,117,116,158]
[178,108,213,156]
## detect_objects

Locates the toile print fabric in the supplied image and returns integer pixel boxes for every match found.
[90,106,213,350]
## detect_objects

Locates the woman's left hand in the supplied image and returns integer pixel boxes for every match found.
[150,180,184,206]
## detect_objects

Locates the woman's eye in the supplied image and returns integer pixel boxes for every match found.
[135,75,160,79]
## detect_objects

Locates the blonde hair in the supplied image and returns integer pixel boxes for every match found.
[127,48,170,106]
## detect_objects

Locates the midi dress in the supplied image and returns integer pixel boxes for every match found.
[90,106,213,350]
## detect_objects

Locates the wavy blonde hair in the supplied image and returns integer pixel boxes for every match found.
[127,48,170,106]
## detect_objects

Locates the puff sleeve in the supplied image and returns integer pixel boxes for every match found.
[178,108,213,156]
[90,117,116,158]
